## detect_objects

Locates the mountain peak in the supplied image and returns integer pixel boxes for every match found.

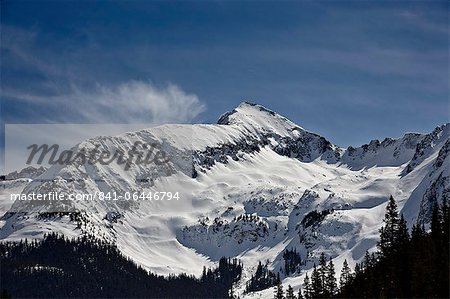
[217,101,282,124]
[217,101,305,137]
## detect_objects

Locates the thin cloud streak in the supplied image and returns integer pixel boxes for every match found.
[4,81,207,124]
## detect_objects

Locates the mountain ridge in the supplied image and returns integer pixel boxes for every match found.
[0,102,449,298]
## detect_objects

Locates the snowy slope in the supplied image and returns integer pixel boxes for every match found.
[0,102,448,298]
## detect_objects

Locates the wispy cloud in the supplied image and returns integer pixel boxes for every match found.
[1,25,206,124]
[4,80,206,124]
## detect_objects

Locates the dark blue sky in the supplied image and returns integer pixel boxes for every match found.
[1,0,449,151]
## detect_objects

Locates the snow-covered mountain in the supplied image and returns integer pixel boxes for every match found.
[1,102,449,298]
[5,166,47,180]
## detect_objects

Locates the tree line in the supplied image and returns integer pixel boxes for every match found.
[273,195,449,299]
[0,233,242,298]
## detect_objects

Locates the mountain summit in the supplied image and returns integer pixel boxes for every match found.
[218,101,302,135]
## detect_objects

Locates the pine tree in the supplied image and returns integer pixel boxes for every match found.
[297,288,304,299]
[377,195,399,257]
[377,196,401,297]
[286,285,295,299]
[339,259,351,291]
[410,222,429,297]
[396,214,409,249]
[325,258,337,296]
[430,200,442,297]
[318,253,327,296]
[441,196,449,297]
[362,251,371,270]
[395,214,410,297]
[274,282,284,299]
[442,196,449,246]
[431,199,442,242]
[303,273,312,299]
[201,266,207,281]
[354,263,361,275]
[334,197,450,299]
[311,264,322,298]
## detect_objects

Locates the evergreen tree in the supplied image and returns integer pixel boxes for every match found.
[440,197,450,296]
[311,264,322,298]
[377,196,401,297]
[286,285,295,299]
[297,289,303,299]
[283,248,302,275]
[0,233,243,298]
[245,260,279,293]
[201,266,207,281]
[274,282,284,299]
[396,215,409,249]
[362,251,370,270]
[335,196,450,298]
[318,253,327,296]
[325,258,337,296]
[431,199,442,243]
[339,259,351,292]
[395,214,410,297]
[430,200,442,297]
[442,196,449,246]
[354,263,361,275]
[377,195,399,257]
[303,273,312,299]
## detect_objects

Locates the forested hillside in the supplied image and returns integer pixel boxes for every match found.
[273,196,449,299]
[0,234,242,298]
